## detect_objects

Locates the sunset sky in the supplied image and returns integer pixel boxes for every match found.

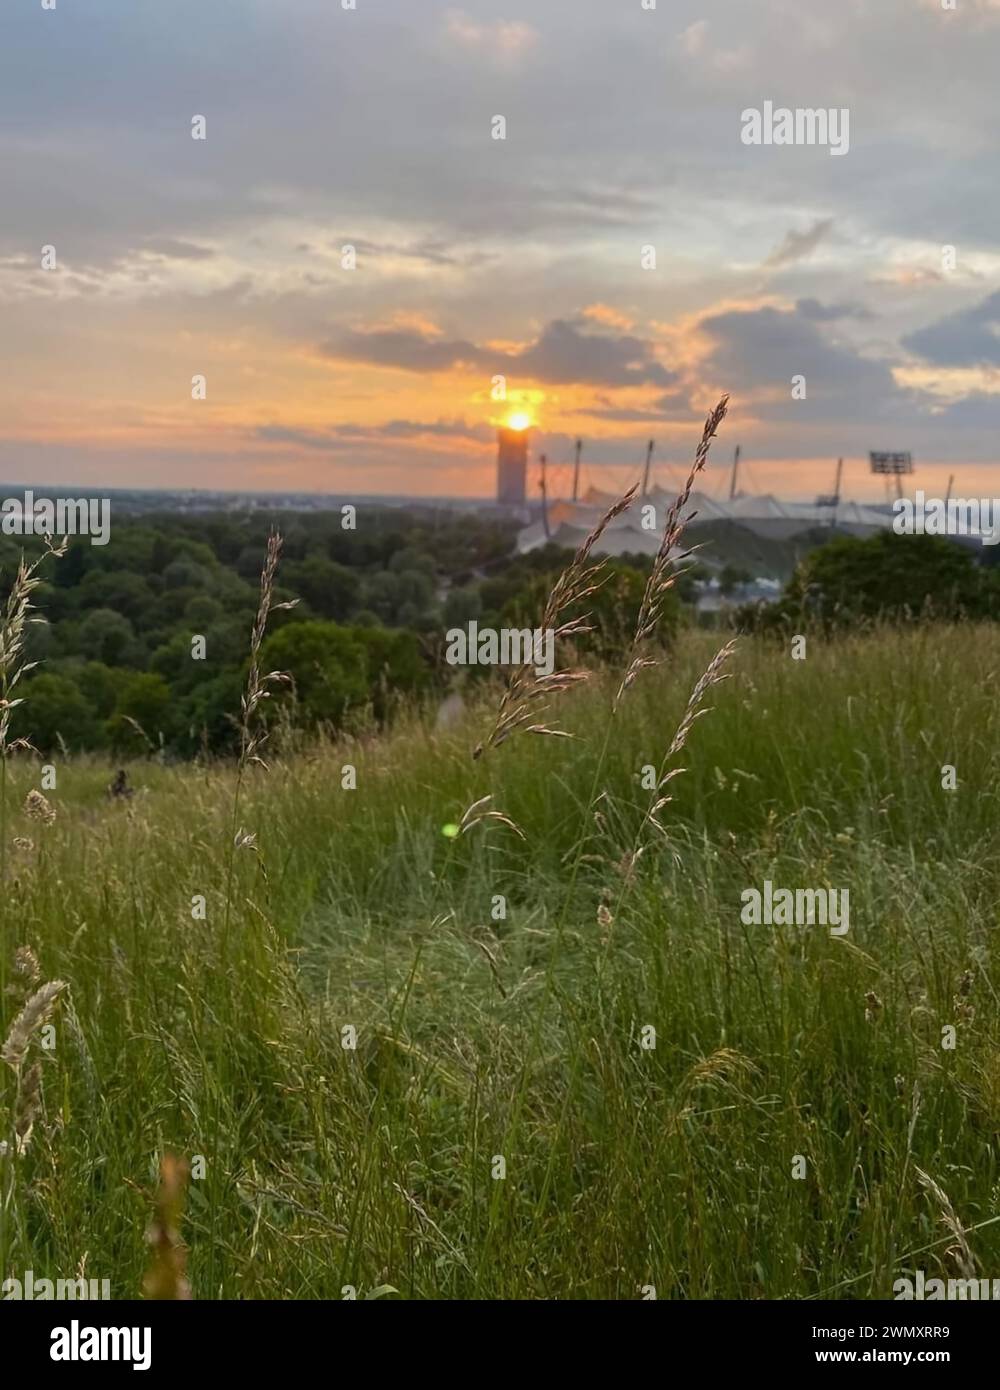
[1,0,999,502]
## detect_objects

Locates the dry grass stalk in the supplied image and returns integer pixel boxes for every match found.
[615,397,729,708]
[623,637,738,871]
[13,1059,43,1153]
[915,1166,978,1279]
[239,530,298,772]
[13,944,41,987]
[475,937,508,998]
[143,1153,192,1299]
[22,789,56,825]
[1,978,66,1072]
[458,793,525,840]
[474,486,638,759]
[0,540,66,758]
[680,1047,761,1097]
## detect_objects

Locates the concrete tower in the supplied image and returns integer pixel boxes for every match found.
[496,426,528,505]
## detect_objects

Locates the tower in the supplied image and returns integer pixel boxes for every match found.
[496,426,528,505]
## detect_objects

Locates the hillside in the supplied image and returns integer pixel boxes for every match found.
[2,625,998,1299]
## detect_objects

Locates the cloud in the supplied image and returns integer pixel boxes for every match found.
[796,298,873,322]
[139,238,215,262]
[581,391,693,423]
[514,320,676,387]
[929,391,1000,427]
[679,21,709,56]
[324,328,488,374]
[696,300,904,419]
[869,267,943,288]
[581,303,635,332]
[338,237,496,271]
[902,290,1000,367]
[677,19,751,73]
[443,9,538,61]
[765,219,835,268]
[326,318,676,388]
[258,419,492,449]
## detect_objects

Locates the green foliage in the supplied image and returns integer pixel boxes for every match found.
[282,555,360,621]
[106,672,174,753]
[259,621,370,726]
[258,619,428,729]
[17,673,98,753]
[501,558,677,663]
[2,507,520,754]
[76,607,139,666]
[744,531,1000,631]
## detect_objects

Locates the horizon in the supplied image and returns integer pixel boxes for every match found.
[0,462,966,511]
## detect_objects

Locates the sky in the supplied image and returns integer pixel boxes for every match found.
[1,0,998,503]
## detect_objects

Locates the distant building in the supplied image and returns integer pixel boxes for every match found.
[496,427,528,505]
[516,488,894,557]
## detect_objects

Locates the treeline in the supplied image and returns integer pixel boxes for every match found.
[2,509,674,757]
[5,508,996,759]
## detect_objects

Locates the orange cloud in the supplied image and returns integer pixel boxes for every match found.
[581,303,635,332]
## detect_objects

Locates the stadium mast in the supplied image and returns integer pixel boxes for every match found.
[729,445,741,501]
[641,439,655,497]
[539,453,550,539]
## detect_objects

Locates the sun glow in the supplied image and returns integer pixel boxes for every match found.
[506,411,532,431]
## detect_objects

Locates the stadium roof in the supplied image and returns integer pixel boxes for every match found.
[518,491,892,557]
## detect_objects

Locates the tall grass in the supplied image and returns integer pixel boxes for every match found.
[1,622,998,1298]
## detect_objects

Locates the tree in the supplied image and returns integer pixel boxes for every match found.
[77,608,140,666]
[77,570,155,621]
[443,584,483,628]
[107,672,174,753]
[15,674,98,753]
[163,558,211,591]
[178,671,244,755]
[356,626,428,718]
[283,555,360,621]
[719,564,752,596]
[77,662,127,720]
[758,532,996,630]
[258,621,370,727]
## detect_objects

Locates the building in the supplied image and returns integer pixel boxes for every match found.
[516,487,894,559]
[496,427,528,505]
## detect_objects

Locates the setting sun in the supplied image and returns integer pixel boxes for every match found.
[506,411,532,431]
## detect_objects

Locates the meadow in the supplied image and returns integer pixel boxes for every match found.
[2,619,999,1300]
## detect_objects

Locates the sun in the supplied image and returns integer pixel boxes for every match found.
[506,411,532,431]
